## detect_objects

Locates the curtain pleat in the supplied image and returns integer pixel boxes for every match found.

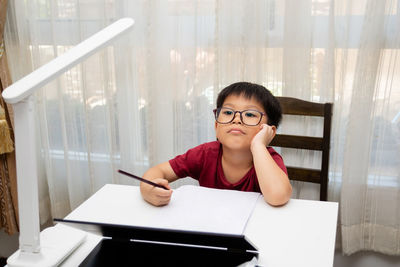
[340,0,400,255]
[0,0,18,235]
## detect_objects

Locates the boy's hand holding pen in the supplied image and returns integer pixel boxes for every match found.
[118,169,173,206]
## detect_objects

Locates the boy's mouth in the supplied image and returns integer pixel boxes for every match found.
[227,128,245,134]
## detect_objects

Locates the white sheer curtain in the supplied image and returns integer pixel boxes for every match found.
[4,0,400,256]
[337,0,400,255]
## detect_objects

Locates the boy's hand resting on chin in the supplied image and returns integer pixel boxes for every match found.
[140,178,173,206]
[251,124,276,149]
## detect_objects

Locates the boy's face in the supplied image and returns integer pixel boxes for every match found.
[215,94,269,151]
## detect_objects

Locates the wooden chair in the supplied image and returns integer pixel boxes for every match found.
[270,97,333,201]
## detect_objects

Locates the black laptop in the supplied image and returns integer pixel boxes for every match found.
[55,218,258,267]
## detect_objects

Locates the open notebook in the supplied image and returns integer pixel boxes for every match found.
[64,184,261,235]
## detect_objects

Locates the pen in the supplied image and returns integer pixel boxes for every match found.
[118,169,169,190]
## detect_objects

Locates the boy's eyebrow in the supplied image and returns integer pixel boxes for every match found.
[222,103,263,110]
[222,103,235,107]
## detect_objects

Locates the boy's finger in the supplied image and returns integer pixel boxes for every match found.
[259,124,267,131]
[154,187,173,197]
[157,179,172,190]
[156,194,171,199]
[157,199,171,206]
[155,194,171,205]
[152,178,171,189]
[154,187,172,196]
[156,196,171,203]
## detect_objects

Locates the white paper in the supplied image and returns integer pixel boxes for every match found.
[153,185,261,235]
[66,184,261,235]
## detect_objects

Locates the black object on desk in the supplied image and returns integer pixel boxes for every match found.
[54,218,258,267]
[117,169,169,190]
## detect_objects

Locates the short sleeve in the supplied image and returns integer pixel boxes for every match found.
[169,144,206,179]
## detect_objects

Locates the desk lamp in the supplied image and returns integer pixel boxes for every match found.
[2,18,134,267]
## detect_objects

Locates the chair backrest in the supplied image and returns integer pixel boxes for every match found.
[269,97,333,201]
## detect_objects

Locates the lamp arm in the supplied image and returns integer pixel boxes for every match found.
[2,18,134,267]
[3,18,134,104]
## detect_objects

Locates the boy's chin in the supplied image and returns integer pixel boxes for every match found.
[221,140,251,151]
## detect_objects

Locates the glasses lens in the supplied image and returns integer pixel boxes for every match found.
[216,107,234,123]
[215,108,262,125]
[242,110,261,126]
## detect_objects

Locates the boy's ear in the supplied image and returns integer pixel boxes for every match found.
[270,125,277,138]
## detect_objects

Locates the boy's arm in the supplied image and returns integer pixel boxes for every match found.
[140,162,179,206]
[251,124,292,206]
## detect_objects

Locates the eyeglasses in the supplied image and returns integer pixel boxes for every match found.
[213,107,266,126]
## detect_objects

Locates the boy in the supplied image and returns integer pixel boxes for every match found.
[140,82,292,206]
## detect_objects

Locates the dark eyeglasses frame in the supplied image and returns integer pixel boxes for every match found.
[213,107,266,126]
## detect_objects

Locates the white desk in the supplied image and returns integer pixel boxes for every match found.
[58,184,338,267]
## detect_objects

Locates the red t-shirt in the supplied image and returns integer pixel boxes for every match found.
[169,141,287,193]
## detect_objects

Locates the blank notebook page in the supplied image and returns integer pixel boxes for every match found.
[66,184,261,235]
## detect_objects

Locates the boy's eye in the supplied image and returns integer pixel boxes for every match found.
[244,111,258,118]
[222,110,233,115]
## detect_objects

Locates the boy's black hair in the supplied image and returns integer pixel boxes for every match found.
[216,82,282,128]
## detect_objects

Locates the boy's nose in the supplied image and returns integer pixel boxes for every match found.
[232,112,242,124]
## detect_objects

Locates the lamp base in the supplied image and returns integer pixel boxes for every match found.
[7,224,86,267]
